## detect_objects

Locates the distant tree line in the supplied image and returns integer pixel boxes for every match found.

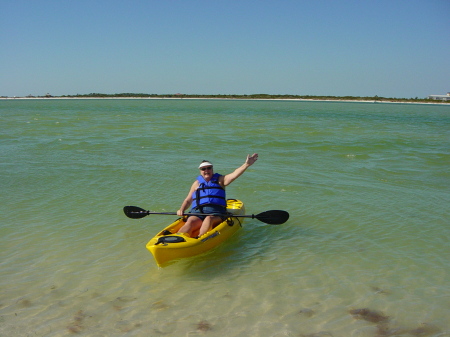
[55,93,445,103]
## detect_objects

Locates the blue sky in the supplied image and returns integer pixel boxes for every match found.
[1,0,449,98]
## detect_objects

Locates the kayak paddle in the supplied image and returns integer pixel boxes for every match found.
[123,206,289,225]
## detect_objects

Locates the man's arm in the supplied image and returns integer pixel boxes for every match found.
[222,153,258,186]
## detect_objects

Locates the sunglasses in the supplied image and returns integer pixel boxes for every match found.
[200,166,213,171]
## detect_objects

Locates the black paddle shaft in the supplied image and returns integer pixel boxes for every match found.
[123,206,289,225]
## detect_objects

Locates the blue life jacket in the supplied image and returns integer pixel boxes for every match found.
[191,173,227,209]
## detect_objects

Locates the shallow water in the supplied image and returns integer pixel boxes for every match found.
[1,99,449,336]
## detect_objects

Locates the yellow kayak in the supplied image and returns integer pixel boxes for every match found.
[146,199,245,267]
[123,202,288,267]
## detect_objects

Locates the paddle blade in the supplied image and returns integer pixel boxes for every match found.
[124,206,149,219]
[255,210,289,225]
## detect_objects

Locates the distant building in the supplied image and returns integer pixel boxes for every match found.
[428,92,450,101]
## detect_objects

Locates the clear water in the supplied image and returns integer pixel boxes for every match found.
[1,99,449,336]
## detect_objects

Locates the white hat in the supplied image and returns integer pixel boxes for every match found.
[198,161,213,169]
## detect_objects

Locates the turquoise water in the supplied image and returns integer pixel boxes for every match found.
[1,99,449,337]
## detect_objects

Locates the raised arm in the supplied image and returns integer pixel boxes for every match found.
[222,153,258,186]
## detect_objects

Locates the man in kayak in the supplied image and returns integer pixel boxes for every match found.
[177,153,258,238]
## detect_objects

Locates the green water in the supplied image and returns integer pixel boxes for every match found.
[1,99,449,336]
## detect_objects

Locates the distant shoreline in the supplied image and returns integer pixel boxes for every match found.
[1,94,449,105]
